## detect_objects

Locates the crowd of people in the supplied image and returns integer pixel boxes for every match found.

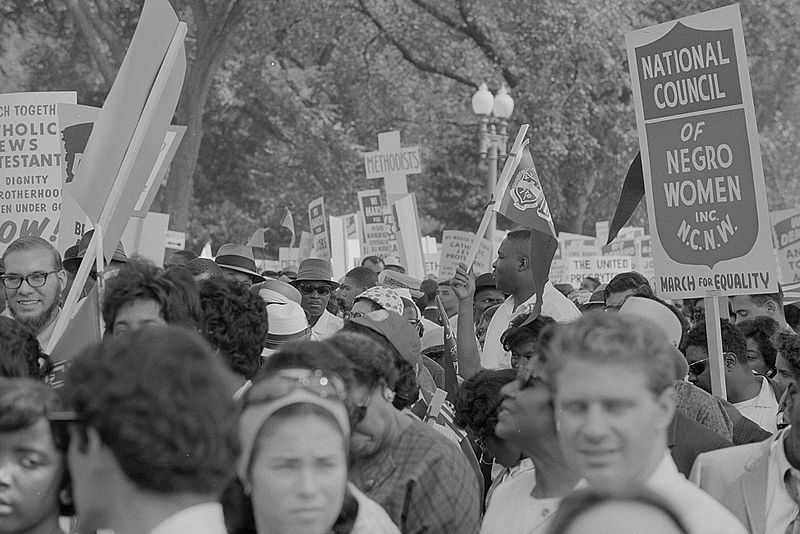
[1,231,800,533]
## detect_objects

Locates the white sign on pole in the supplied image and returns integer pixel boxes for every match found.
[357,189,390,257]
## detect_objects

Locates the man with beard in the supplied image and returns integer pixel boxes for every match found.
[1,237,66,351]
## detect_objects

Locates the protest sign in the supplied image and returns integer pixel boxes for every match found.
[626,4,777,300]
[393,193,426,279]
[120,211,170,265]
[0,91,77,254]
[566,255,632,288]
[771,208,800,284]
[329,215,348,280]
[342,213,359,240]
[132,125,186,217]
[164,229,185,250]
[69,0,185,262]
[308,197,330,259]
[438,230,493,280]
[278,247,300,270]
[56,103,98,254]
[357,189,390,257]
[595,220,609,249]
[298,231,313,261]
[363,130,422,206]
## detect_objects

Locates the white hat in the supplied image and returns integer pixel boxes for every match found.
[263,302,311,353]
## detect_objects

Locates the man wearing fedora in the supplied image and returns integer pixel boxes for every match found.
[213,243,266,286]
[291,258,343,340]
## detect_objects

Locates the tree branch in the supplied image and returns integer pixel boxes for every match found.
[408,0,467,33]
[63,0,117,85]
[357,0,475,88]
[79,0,125,65]
[455,0,520,87]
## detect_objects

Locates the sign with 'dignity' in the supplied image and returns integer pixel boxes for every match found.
[626,4,777,299]
[0,92,77,254]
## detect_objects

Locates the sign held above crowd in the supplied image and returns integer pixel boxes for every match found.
[626,3,777,301]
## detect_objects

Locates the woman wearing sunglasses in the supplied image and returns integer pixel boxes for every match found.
[486,350,581,533]
[237,347,398,534]
[0,377,73,534]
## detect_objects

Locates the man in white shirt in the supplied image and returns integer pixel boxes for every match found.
[685,319,781,433]
[547,312,747,534]
[59,326,238,534]
[481,230,580,369]
[292,258,343,340]
[691,337,800,534]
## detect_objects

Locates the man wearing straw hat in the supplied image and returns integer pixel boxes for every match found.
[213,243,266,286]
[292,258,343,340]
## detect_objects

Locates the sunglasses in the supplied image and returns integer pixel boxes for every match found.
[516,363,550,390]
[297,283,331,295]
[246,368,367,424]
[688,357,710,375]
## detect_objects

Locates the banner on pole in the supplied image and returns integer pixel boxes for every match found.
[308,197,330,259]
[626,4,777,299]
[393,193,426,279]
[566,255,632,288]
[0,91,77,254]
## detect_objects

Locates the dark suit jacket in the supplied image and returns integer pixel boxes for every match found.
[669,411,733,477]
[690,435,776,534]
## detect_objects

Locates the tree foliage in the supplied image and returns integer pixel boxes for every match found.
[0,0,798,251]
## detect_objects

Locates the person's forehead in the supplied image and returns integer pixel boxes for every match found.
[115,298,163,320]
[685,345,708,360]
[4,247,57,272]
[730,295,759,309]
[556,359,650,397]
[0,417,56,451]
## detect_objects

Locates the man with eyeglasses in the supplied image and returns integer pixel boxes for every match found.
[546,312,747,534]
[291,258,343,340]
[1,236,67,351]
[685,319,783,434]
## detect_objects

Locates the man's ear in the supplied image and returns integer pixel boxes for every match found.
[57,269,68,293]
[723,352,737,371]
[765,299,778,317]
[654,387,676,430]
[519,256,529,271]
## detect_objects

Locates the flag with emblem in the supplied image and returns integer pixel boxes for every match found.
[495,145,558,318]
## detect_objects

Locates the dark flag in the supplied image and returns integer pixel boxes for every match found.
[607,152,644,244]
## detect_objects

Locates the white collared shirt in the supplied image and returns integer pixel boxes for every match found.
[647,452,747,534]
[481,281,581,369]
[766,428,800,534]
[733,376,779,434]
[148,502,227,534]
[310,309,343,341]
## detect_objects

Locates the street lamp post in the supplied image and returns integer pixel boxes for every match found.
[472,83,514,257]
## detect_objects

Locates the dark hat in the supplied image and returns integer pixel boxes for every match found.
[63,230,128,272]
[349,310,421,368]
[475,272,497,292]
[292,258,339,289]
[580,288,606,312]
[214,243,265,283]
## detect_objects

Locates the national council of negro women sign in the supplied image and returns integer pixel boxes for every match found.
[626,4,777,300]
